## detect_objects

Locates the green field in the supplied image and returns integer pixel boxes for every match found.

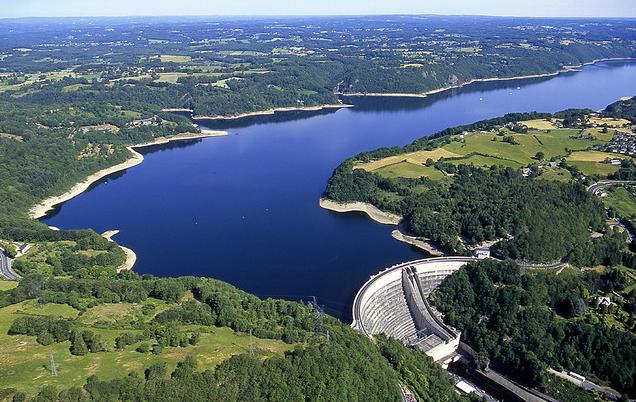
[367,127,613,181]
[374,161,447,180]
[537,167,573,182]
[0,299,292,394]
[444,153,523,169]
[158,55,192,63]
[0,281,18,291]
[567,160,621,176]
[444,129,599,165]
[603,187,636,221]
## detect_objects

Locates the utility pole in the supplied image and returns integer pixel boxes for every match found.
[249,328,255,355]
[49,353,58,376]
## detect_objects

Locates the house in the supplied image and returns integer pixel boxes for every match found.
[474,248,490,259]
[610,159,622,165]
[598,296,613,307]
[521,167,531,177]
[129,117,154,127]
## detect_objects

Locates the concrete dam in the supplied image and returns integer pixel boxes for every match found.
[352,257,479,362]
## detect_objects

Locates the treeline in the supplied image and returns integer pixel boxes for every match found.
[610,159,636,180]
[433,259,636,396]
[325,162,608,263]
[603,97,636,123]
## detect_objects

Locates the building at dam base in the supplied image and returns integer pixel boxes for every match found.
[352,257,479,362]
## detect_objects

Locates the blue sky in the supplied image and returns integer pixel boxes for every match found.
[2,0,636,18]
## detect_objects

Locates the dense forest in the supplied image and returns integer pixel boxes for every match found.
[326,162,617,263]
[432,259,636,397]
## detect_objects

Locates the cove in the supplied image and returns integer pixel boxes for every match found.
[43,61,636,321]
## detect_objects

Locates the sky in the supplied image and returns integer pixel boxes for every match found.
[2,0,636,18]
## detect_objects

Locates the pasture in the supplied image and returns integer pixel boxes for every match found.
[0,299,292,394]
[358,127,619,181]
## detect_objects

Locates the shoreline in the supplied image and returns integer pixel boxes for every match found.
[319,198,403,225]
[101,230,136,272]
[391,230,445,257]
[338,57,636,99]
[192,103,353,121]
[29,130,227,220]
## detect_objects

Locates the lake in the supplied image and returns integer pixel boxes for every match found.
[43,61,636,321]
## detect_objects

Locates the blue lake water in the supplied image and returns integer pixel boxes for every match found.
[43,61,636,321]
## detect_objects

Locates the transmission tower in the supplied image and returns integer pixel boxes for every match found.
[49,353,58,376]
[311,296,330,343]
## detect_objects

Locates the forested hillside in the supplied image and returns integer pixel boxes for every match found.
[433,259,636,397]
[0,273,472,401]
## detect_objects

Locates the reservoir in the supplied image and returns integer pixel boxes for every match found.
[43,61,636,321]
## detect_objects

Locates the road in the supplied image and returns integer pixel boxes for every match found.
[518,261,566,270]
[0,248,21,280]
[586,180,636,194]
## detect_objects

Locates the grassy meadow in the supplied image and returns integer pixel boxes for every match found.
[358,126,633,181]
[0,298,292,394]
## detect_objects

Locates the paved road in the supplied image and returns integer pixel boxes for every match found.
[0,248,21,280]
[518,261,566,270]
[587,180,636,242]
[587,180,636,194]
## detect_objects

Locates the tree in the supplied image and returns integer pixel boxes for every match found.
[534,151,545,160]
[136,343,150,353]
[37,331,54,346]
[70,331,88,356]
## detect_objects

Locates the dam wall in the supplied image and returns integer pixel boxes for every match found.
[352,257,477,361]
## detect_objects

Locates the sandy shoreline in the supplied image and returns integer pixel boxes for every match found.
[29,130,227,220]
[192,103,353,121]
[319,198,403,225]
[339,57,636,99]
[101,230,136,272]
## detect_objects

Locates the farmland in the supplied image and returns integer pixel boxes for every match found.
[361,125,633,181]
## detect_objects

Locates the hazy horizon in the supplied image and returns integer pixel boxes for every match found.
[3,0,636,19]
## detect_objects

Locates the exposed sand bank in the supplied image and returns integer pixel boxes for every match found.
[339,57,636,99]
[29,130,227,220]
[161,108,194,113]
[101,230,137,272]
[319,198,403,225]
[391,230,444,257]
[193,103,353,121]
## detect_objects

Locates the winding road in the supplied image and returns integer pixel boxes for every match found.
[586,180,636,194]
[587,179,636,242]
[0,248,21,281]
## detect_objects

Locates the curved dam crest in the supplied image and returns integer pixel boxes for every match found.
[352,257,479,361]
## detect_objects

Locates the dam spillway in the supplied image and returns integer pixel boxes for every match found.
[352,257,479,361]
